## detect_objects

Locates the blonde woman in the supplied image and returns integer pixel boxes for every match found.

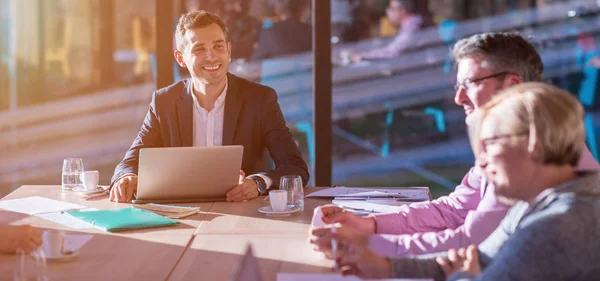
[311,83,600,280]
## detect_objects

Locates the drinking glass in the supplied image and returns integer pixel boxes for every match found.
[14,248,48,281]
[279,175,304,211]
[62,158,84,190]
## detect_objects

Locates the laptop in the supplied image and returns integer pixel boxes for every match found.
[132,146,243,204]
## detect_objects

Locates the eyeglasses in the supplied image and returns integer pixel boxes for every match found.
[479,132,529,154]
[454,71,511,92]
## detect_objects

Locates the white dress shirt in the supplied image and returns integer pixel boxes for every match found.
[190,79,273,189]
[191,80,227,147]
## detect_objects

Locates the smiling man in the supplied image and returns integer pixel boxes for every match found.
[109,10,309,203]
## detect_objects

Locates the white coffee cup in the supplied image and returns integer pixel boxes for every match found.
[42,230,64,257]
[80,170,99,191]
[269,190,288,212]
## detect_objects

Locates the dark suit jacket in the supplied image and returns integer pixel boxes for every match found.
[250,19,312,61]
[111,73,309,188]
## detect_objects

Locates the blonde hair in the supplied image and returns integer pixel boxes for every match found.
[474,82,585,167]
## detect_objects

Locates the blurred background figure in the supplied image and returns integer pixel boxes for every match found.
[222,0,261,61]
[250,0,312,61]
[354,0,423,61]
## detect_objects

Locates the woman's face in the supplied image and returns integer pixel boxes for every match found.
[477,113,535,201]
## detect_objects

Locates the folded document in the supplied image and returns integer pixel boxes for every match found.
[66,207,178,232]
[133,203,200,219]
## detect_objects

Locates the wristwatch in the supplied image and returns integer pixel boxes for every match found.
[249,176,268,195]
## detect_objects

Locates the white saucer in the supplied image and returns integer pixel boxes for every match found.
[46,250,79,262]
[258,206,301,216]
[71,186,107,194]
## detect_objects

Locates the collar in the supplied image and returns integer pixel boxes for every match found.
[189,77,228,110]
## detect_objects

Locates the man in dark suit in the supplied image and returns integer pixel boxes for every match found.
[249,0,312,61]
[110,10,309,203]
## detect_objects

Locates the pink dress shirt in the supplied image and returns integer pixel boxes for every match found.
[368,147,600,257]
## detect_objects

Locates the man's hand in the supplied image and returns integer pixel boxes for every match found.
[309,225,391,279]
[226,170,259,202]
[109,175,138,203]
[318,205,376,234]
[0,225,43,254]
[351,54,363,63]
[309,225,369,260]
[436,245,482,277]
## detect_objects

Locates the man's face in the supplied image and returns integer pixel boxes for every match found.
[455,57,508,118]
[177,23,231,86]
[386,1,404,25]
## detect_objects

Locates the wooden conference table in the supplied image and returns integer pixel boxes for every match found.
[0,185,336,281]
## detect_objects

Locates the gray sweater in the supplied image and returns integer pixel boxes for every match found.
[389,172,600,281]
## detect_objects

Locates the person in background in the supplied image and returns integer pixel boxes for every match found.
[0,225,42,254]
[351,0,423,61]
[110,10,308,203]
[250,0,312,61]
[222,0,261,60]
[311,83,600,281]
[309,32,600,258]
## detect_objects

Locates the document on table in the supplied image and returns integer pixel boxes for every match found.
[0,196,87,215]
[311,208,327,228]
[277,273,432,281]
[306,187,429,201]
[36,208,98,229]
[331,199,408,214]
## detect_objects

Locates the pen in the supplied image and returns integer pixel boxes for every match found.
[331,227,339,272]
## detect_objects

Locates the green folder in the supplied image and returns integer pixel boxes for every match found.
[66,207,178,232]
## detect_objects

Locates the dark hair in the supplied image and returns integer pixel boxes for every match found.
[392,0,417,14]
[175,10,228,51]
[452,32,543,82]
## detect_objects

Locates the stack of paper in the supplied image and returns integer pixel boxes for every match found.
[306,187,430,214]
[306,187,430,201]
[133,204,200,219]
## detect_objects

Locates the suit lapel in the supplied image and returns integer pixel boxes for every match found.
[223,74,242,145]
[177,80,193,147]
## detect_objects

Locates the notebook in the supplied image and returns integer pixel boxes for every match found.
[65,207,178,232]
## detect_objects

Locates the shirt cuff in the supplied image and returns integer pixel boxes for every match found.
[369,234,402,257]
[248,173,273,189]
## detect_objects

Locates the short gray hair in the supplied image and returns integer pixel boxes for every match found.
[452,32,543,82]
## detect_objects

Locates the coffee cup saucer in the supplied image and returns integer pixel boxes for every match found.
[46,249,79,262]
[258,206,301,216]
[71,186,107,194]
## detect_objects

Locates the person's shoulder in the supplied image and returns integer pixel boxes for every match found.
[154,79,188,99]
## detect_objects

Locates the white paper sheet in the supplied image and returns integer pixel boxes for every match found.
[332,200,407,214]
[36,208,98,229]
[311,208,327,228]
[0,196,87,215]
[306,188,429,200]
[277,273,432,281]
[64,234,95,251]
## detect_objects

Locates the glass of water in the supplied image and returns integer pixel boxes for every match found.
[279,175,304,211]
[62,158,84,190]
[14,248,48,281]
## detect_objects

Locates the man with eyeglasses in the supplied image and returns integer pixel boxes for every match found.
[310,32,600,258]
